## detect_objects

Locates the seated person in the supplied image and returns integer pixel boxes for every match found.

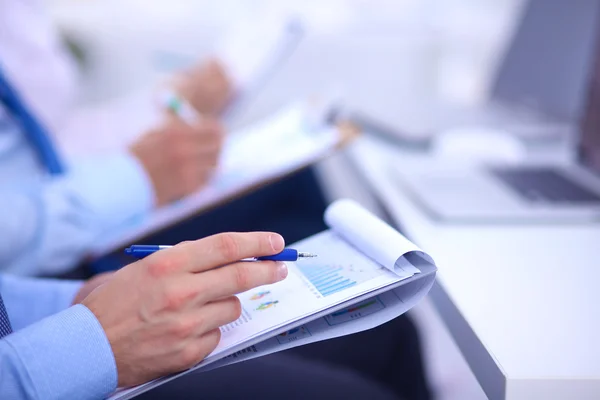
[0,1,231,275]
[0,232,425,400]
[0,5,431,397]
[0,78,223,275]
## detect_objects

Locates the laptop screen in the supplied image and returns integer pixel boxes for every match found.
[492,0,600,121]
[579,31,600,175]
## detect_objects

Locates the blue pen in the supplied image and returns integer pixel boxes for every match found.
[125,245,317,261]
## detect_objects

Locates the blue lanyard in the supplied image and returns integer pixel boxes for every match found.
[0,65,65,175]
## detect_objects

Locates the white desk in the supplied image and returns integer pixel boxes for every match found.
[346,135,600,400]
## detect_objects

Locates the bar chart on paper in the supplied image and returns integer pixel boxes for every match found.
[296,262,386,298]
[292,232,393,299]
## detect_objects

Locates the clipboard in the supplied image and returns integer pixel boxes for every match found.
[89,103,359,259]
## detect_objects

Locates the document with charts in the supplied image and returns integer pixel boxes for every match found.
[110,199,438,400]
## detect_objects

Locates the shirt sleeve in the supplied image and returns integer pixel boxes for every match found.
[0,304,118,400]
[0,152,154,276]
[0,274,83,331]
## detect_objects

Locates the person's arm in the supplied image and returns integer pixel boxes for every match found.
[0,304,117,400]
[0,274,116,399]
[1,232,287,398]
[0,274,82,330]
[0,152,153,276]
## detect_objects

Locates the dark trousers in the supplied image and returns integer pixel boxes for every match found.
[141,353,400,400]
[139,315,430,400]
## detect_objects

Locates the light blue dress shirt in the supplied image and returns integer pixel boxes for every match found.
[0,100,154,276]
[0,274,118,399]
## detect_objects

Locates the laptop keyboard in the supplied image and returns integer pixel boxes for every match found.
[489,167,600,204]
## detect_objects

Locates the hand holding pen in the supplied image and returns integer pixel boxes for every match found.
[128,89,224,206]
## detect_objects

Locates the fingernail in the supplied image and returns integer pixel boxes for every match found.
[275,262,288,281]
[269,234,285,252]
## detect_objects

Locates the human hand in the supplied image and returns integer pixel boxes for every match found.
[72,272,115,305]
[130,115,224,206]
[174,58,233,116]
[82,232,288,387]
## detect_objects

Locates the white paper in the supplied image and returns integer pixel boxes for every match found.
[215,10,304,93]
[111,229,410,399]
[205,290,411,370]
[202,260,437,371]
[90,103,340,256]
[325,199,426,276]
[205,228,412,360]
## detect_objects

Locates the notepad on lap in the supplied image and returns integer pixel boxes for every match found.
[109,199,437,400]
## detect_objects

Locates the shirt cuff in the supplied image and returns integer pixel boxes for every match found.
[4,305,117,400]
[0,275,83,330]
[66,152,154,229]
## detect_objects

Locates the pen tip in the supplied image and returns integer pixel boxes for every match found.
[298,252,317,258]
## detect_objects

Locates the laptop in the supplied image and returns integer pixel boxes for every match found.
[390,20,600,224]
[354,0,600,145]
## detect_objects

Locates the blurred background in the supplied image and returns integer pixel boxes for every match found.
[47,0,526,206]
[49,0,522,107]
[46,1,521,399]
[32,1,595,399]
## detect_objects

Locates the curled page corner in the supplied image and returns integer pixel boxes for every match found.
[324,199,435,276]
[395,251,434,276]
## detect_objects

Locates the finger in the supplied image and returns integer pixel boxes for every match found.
[179,328,221,370]
[178,169,211,196]
[192,119,224,140]
[193,296,242,335]
[171,119,220,139]
[162,296,240,337]
[195,137,223,157]
[173,139,222,161]
[181,126,223,150]
[191,260,288,303]
[167,135,222,168]
[183,155,219,175]
[208,58,231,85]
[166,232,285,273]
[197,148,222,166]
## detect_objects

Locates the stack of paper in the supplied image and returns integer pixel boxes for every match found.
[109,199,437,399]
